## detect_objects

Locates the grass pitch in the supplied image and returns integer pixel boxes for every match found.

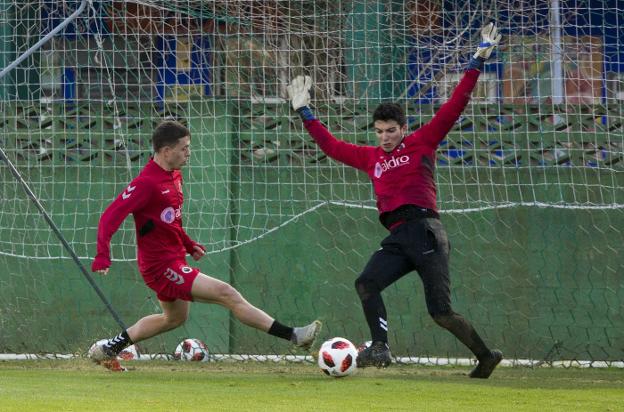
[1,360,622,411]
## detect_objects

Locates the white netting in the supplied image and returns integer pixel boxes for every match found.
[0,1,622,361]
[1,1,622,259]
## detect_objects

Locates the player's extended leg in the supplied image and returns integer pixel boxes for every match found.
[414,219,503,379]
[88,299,190,371]
[126,299,190,343]
[191,272,321,349]
[355,230,414,368]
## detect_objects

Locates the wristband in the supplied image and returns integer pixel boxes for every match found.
[296,106,316,121]
[467,56,485,71]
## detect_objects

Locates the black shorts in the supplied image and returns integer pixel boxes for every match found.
[356,218,452,316]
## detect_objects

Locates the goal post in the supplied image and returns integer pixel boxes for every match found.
[0,0,622,364]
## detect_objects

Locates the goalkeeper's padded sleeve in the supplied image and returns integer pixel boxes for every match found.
[466,56,486,71]
[296,106,316,121]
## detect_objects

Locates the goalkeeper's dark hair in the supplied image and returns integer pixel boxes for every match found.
[373,103,406,127]
[152,121,190,153]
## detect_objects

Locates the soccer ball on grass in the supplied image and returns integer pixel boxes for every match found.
[318,337,358,377]
[173,338,210,361]
[118,344,139,360]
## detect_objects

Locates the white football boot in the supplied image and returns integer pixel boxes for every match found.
[88,341,115,362]
[88,341,127,372]
[291,320,322,349]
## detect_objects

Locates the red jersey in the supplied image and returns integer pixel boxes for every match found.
[92,158,200,274]
[303,69,480,218]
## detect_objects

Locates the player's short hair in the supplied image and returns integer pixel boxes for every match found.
[152,121,190,153]
[372,103,406,127]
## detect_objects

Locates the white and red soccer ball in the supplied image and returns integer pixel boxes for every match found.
[318,337,358,377]
[173,338,210,361]
[117,344,139,360]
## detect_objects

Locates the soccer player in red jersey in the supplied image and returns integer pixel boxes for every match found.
[288,24,503,378]
[89,121,321,371]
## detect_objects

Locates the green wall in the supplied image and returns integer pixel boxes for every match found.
[227,172,623,361]
[1,102,623,361]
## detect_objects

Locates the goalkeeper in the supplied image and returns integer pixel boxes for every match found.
[288,23,502,378]
[89,121,321,371]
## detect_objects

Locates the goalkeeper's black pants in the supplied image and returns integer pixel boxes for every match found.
[354,217,491,359]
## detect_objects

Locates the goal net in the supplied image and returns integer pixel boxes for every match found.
[1,0,622,365]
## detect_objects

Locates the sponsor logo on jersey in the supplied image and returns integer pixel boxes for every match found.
[374,155,410,178]
[164,268,184,285]
[160,206,181,224]
[161,189,170,194]
[181,266,193,274]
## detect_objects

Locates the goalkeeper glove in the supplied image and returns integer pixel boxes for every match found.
[473,22,501,60]
[287,75,316,121]
[467,22,502,70]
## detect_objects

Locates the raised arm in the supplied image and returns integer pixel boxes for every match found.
[418,23,502,148]
[91,179,151,272]
[287,76,373,171]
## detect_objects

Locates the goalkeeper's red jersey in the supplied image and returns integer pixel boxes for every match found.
[303,69,480,221]
[92,158,199,273]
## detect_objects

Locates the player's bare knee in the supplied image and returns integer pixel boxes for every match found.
[215,282,244,306]
[164,312,188,330]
